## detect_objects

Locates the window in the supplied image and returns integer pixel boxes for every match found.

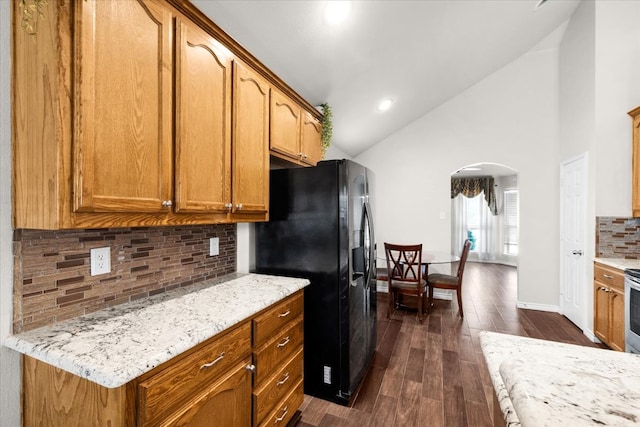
[465,193,483,252]
[503,190,518,255]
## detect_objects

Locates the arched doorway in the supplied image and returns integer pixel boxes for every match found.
[450,162,519,267]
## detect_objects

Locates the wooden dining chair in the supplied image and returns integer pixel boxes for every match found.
[427,239,471,318]
[384,243,427,322]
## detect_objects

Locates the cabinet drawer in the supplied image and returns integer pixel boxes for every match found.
[253,291,303,347]
[253,348,303,425]
[259,379,304,427]
[594,263,624,292]
[138,321,252,425]
[254,317,303,386]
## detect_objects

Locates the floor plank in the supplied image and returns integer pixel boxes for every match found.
[298,262,603,426]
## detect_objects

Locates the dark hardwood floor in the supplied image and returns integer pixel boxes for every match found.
[297,262,603,426]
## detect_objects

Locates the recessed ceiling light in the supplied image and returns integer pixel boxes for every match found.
[325,1,351,26]
[378,98,394,112]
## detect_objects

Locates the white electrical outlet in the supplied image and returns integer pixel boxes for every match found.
[90,247,111,276]
[209,237,219,256]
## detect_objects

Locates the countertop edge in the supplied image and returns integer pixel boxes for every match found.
[479,331,521,427]
[594,257,640,271]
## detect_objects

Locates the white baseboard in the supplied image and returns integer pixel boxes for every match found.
[582,329,600,343]
[515,301,559,312]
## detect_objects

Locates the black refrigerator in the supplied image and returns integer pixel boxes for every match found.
[254,159,377,406]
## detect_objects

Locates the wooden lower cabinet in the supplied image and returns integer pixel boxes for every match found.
[21,291,304,426]
[158,358,253,427]
[593,263,625,351]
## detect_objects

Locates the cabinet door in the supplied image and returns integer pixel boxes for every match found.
[270,90,301,159]
[175,18,233,213]
[160,358,252,427]
[74,0,173,213]
[609,288,626,352]
[630,108,640,216]
[232,62,270,214]
[301,112,323,166]
[593,283,609,343]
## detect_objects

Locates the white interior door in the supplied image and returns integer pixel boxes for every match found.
[560,154,587,329]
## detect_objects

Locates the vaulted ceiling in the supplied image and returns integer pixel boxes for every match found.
[193,0,581,157]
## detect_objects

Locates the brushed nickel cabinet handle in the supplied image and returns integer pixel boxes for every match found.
[276,372,290,387]
[161,200,173,208]
[236,203,243,210]
[276,336,290,348]
[603,274,614,280]
[246,364,256,372]
[274,406,289,423]
[278,309,291,318]
[224,203,232,211]
[200,352,224,370]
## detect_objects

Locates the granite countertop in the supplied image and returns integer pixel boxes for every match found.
[3,273,309,389]
[594,257,640,271]
[480,331,640,426]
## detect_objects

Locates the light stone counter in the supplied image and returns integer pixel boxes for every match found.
[480,331,640,426]
[594,257,640,271]
[3,273,309,389]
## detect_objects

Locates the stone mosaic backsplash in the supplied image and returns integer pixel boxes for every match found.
[596,217,640,258]
[13,224,236,333]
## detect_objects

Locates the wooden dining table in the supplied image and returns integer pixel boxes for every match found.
[376,251,460,280]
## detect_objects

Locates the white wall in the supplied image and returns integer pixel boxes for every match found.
[0,1,22,425]
[324,143,352,161]
[594,0,640,216]
[559,0,596,335]
[355,44,560,308]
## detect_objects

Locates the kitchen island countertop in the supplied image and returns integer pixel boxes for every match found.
[480,331,640,426]
[3,273,309,388]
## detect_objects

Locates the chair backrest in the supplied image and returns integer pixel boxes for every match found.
[384,243,423,284]
[456,239,472,285]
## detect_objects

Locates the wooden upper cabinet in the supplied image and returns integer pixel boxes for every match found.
[12,0,317,229]
[301,112,322,166]
[232,62,270,215]
[174,18,232,214]
[270,89,323,166]
[629,106,640,217]
[270,90,302,159]
[73,0,174,213]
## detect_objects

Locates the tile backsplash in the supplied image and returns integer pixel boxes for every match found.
[13,224,236,333]
[596,217,640,258]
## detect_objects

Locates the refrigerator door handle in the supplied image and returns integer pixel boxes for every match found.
[363,201,375,288]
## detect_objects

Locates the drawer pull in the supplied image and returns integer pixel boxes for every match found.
[246,364,256,372]
[200,352,225,370]
[276,372,290,387]
[603,274,614,280]
[278,309,291,318]
[276,337,290,348]
[274,406,288,423]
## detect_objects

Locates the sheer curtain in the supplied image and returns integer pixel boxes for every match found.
[451,191,499,261]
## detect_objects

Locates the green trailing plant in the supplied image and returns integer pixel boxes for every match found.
[320,103,333,158]
[19,0,48,35]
